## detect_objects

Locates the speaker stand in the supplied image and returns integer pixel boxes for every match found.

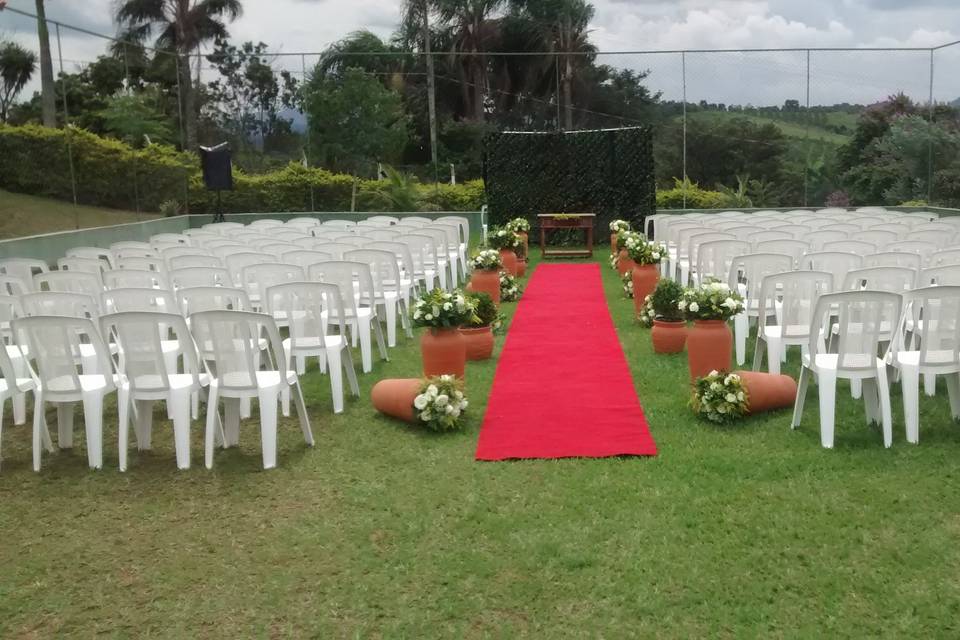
[213,190,225,223]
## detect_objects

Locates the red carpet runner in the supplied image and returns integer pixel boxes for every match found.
[475,263,657,460]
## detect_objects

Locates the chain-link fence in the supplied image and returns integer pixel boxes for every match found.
[3,3,959,220]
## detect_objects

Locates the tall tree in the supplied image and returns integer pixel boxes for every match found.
[0,41,37,122]
[34,0,56,126]
[115,0,243,149]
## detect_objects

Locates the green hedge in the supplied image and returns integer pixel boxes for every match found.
[0,124,486,214]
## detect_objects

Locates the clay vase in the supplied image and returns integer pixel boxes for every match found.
[500,249,519,277]
[370,378,421,423]
[631,264,660,317]
[516,258,527,278]
[468,268,500,305]
[616,249,636,276]
[460,325,494,361]
[651,320,687,354]
[421,327,466,378]
[736,370,798,414]
[610,233,619,254]
[686,320,733,381]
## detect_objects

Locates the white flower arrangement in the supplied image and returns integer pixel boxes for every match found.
[470,248,503,271]
[413,375,469,431]
[679,278,745,321]
[487,226,521,250]
[622,272,634,298]
[691,370,749,424]
[623,233,666,266]
[609,219,631,233]
[609,252,620,270]
[412,287,477,329]
[499,272,522,301]
[505,217,531,234]
[638,294,656,327]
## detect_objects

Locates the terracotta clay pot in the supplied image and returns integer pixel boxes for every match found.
[616,249,636,276]
[468,268,500,305]
[686,320,733,381]
[370,378,421,423]
[516,258,527,278]
[610,233,619,254]
[500,249,519,277]
[651,320,687,354]
[460,325,494,361]
[421,327,466,378]
[736,370,798,414]
[631,264,660,317]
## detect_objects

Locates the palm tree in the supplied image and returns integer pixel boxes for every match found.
[34,0,56,126]
[0,41,37,122]
[115,0,243,149]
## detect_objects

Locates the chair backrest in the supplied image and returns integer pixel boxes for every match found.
[361,229,403,242]
[66,247,114,268]
[776,224,812,239]
[101,312,201,393]
[803,230,847,251]
[437,216,469,246]
[873,223,911,239]
[101,287,178,315]
[321,219,356,229]
[281,250,334,270]
[907,230,953,248]
[190,310,288,391]
[367,215,399,225]
[241,263,305,307]
[249,219,284,230]
[265,281,348,346]
[21,291,100,320]
[0,275,28,296]
[929,248,960,267]
[177,286,252,316]
[728,253,795,298]
[912,222,955,234]
[821,239,877,256]
[0,259,49,291]
[820,223,860,235]
[117,256,165,273]
[169,266,231,290]
[857,230,898,249]
[367,241,416,279]
[0,294,23,344]
[887,240,938,259]
[343,249,403,297]
[753,239,808,266]
[110,241,151,254]
[150,233,190,246]
[13,315,114,395]
[696,240,751,283]
[802,251,863,288]
[58,256,107,274]
[311,243,356,261]
[862,251,922,270]
[423,223,461,253]
[202,222,244,234]
[285,216,320,228]
[747,230,793,245]
[103,268,168,290]
[400,216,433,225]
[402,234,441,268]
[356,219,390,228]
[810,290,902,373]
[891,286,960,369]
[841,266,916,293]
[114,248,157,261]
[34,271,103,298]
[167,254,222,271]
[224,252,273,287]
[257,243,294,259]
[918,264,960,287]
[758,270,833,340]
[687,232,734,268]
[307,261,375,315]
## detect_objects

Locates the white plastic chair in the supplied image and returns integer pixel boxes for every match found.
[802,252,862,289]
[311,243,357,261]
[224,252,273,289]
[281,250,333,271]
[103,269,168,290]
[367,215,399,225]
[117,256,166,273]
[820,223,860,235]
[167,254,221,271]
[887,240,938,262]
[792,291,900,448]
[368,241,421,298]
[888,286,960,444]
[344,249,414,347]
[753,270,833,376]
[803,230,847,251]
[101,311,210,470]
[35,271,103,298]
[754,239,808,268]
[928,248,960,267]
[0,259,48,292]
[58,256,107,275]
[695,240,751,285]
[66,247,114,269]
[14,315,119,470]
[192,310,314,470]
[841,266,915,293]
[822,239,877,256]
[321,219,357,229]
[0,340,37,468]
[863,252,922,271]
[240,263,305,318]
[919,264,960,287]
[169,266,231,290]
[266,281,360,413]
[249,219,283,230]
[858,230,898,249]
[728,253,794,366]
[873,223,911,239]
[682,232,734,285]
[404,234,447,290]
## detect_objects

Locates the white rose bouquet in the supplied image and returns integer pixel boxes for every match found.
[412,288,477,329]
[470,248,503,271]
[609,219,631,234]
[505,217,531,234]
[638,294,656,327]
[679,278,745,321]
[499,272,522,301]
[622,272,634,299]
[691,370,749,424]
[413,375,469,431]
[487,226,521,250]
[624,233,666,266]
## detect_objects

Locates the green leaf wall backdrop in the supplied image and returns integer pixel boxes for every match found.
[483,127,657,232]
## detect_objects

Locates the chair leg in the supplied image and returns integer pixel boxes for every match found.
[257,387,279,470]
[32,391,44,472]
[57,402,75,449]
[946,373,960,420]
[384,298,398,348]
[900,364,921,444]
[169,389,192,470]
[791,366,809,429]
[876,364,893,448]
[223,397,241,448]
[851,378,862,400]
[734,311,747,366]
[135,399,153,450]
[343,346,360,397]
[372,315,389,362]
[766,336,782,376]
[204,383,220,469]
[81,391,104,470]
[326,348,345,413]
[358,317,373,373]
[862,378,880,426]
[924,372,936,397]
[11,353,27,425]
[399,298,413,339]
[291,381,314,446]
[817,367,838,448]
[118,385,131,472]
[752,335,765,372]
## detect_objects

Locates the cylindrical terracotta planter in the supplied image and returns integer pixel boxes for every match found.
[610,233,619,254]
[371,378,421,422]
[686,320,733,381]
[421,328,467,378]
[500,249,519,277]
[516,258,527,278]
[631,264,660,317]
[736,370,798,414]
[460,325,494,361]
[468,268,500,305]
[616,249,636,276]
[651,320,687,354]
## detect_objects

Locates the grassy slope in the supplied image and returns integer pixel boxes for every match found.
[2,253,960,637]
[690,111,851,146]
[0,189,157,240]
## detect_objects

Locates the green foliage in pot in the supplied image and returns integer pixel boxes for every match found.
[464,291,499,328]
[650,279,685,322]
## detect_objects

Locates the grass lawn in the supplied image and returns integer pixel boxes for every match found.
[3,252,960,637]
[690,112,850,146]
[0,189,158,240]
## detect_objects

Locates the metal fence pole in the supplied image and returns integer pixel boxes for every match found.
[681,51,687,210]
[803,49,811,208]
[174,55,190,215]
[301,54,315,212]
[122,42,142,219]
[55,24,80,229]
[928,48,935,205]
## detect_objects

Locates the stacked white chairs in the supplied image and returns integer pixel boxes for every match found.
[863,252,922,270]
[35,271,103,299]
[0,259,48,292]
[169,266,231,290]
[792,291,901,448]
[345,249,414,347]
[104,269,168,291]
[66,247,114,268]
[695,240,751,285]
[728,253,794,366]
[753,270,833,376]
[58,256,107,275]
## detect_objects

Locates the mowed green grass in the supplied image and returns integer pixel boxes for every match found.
[3,252,960,637]
[0,189,157,240]
[690,111,851,146]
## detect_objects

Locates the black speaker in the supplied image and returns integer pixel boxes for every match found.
[200,143,233,191]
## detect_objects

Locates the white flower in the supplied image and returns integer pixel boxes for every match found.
[710,382,722,391]
[454,390,463,399]
[445,405,454,414]
[441,375,453,382]
[721,297,740,311]
[421,410,431,421]
[737,391,745,401]
[443,302,452,311]
[725,393,737,403]
[451,407,461,418]
[425,313,433,321]
[435,394,449,407]
[461,400,469,409]
[432,305,440,316]
[709,370,719,376]
[413,394,429,410]
[427,384,438,397]
[678,300,687,311]
[688,302,700,313]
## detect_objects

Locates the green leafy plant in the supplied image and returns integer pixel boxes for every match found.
[465,291,498,328]
[411,288,476,330]
[412,375,469,432]
[623,233,666,265]
[650,279,685,322]
[159,199,181,217]
[361,164,420,211]
[487,226,520,250]
[469,248,502,271]
[680,279,745,321]
[691,370,749,425]
[499,272,522,302]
